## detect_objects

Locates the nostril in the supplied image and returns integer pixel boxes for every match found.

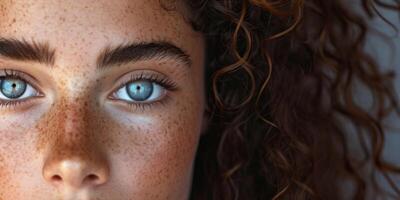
[83,174,100,185]
[87,174,98,181]
[51,174,63,185]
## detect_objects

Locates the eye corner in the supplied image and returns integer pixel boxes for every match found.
[107,91,118,101]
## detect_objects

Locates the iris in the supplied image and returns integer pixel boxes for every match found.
[126,80,153,101]
[0,78,27,99]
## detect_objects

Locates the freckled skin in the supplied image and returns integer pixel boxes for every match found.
[0,0,205,199]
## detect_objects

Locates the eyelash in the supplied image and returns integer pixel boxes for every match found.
[0,99,33,109]
[111,72,178,111]
[116,72,178,92]
[1,69,30,81]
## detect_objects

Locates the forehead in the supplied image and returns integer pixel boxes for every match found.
[0,0,196,63]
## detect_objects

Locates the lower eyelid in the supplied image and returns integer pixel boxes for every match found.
[109,91,167,104]
[107,93,173,112]
[0,96,44,112]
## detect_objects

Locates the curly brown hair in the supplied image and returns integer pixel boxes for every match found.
[176,0,400,199]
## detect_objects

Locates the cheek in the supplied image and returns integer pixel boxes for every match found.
[108,97,203,197]
[0,150,14,198]
[0,124,41,198]
[0,83,204,199]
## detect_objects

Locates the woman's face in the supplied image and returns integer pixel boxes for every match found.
[0,0,205,199]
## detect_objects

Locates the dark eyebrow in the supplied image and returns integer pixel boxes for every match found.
[97,41,192,69]
[0,38,55,65]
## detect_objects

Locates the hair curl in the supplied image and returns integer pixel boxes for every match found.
[180,0,400,199]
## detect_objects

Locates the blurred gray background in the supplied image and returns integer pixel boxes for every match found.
[365,6,399,167]
[364,5,399,198]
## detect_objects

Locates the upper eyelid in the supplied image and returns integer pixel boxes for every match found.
[0,69,41,83]
[124,74,177,90]
[110,70,178,93]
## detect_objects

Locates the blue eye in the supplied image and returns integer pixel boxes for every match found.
[113,80,167,103]
[0,77,39,100]
[1,78,27,98]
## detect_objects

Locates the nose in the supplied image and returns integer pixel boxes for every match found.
[41,119,110,190]
[43,156,109,189]
[40,99,110,190]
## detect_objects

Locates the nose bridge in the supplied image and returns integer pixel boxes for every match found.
[63,97,91,136]
[48,62,97,135]
[35,91,92,148]
[36,71,103,153]
[47,116,96,164]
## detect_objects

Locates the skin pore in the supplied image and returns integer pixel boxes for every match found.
[0,0,205,199]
